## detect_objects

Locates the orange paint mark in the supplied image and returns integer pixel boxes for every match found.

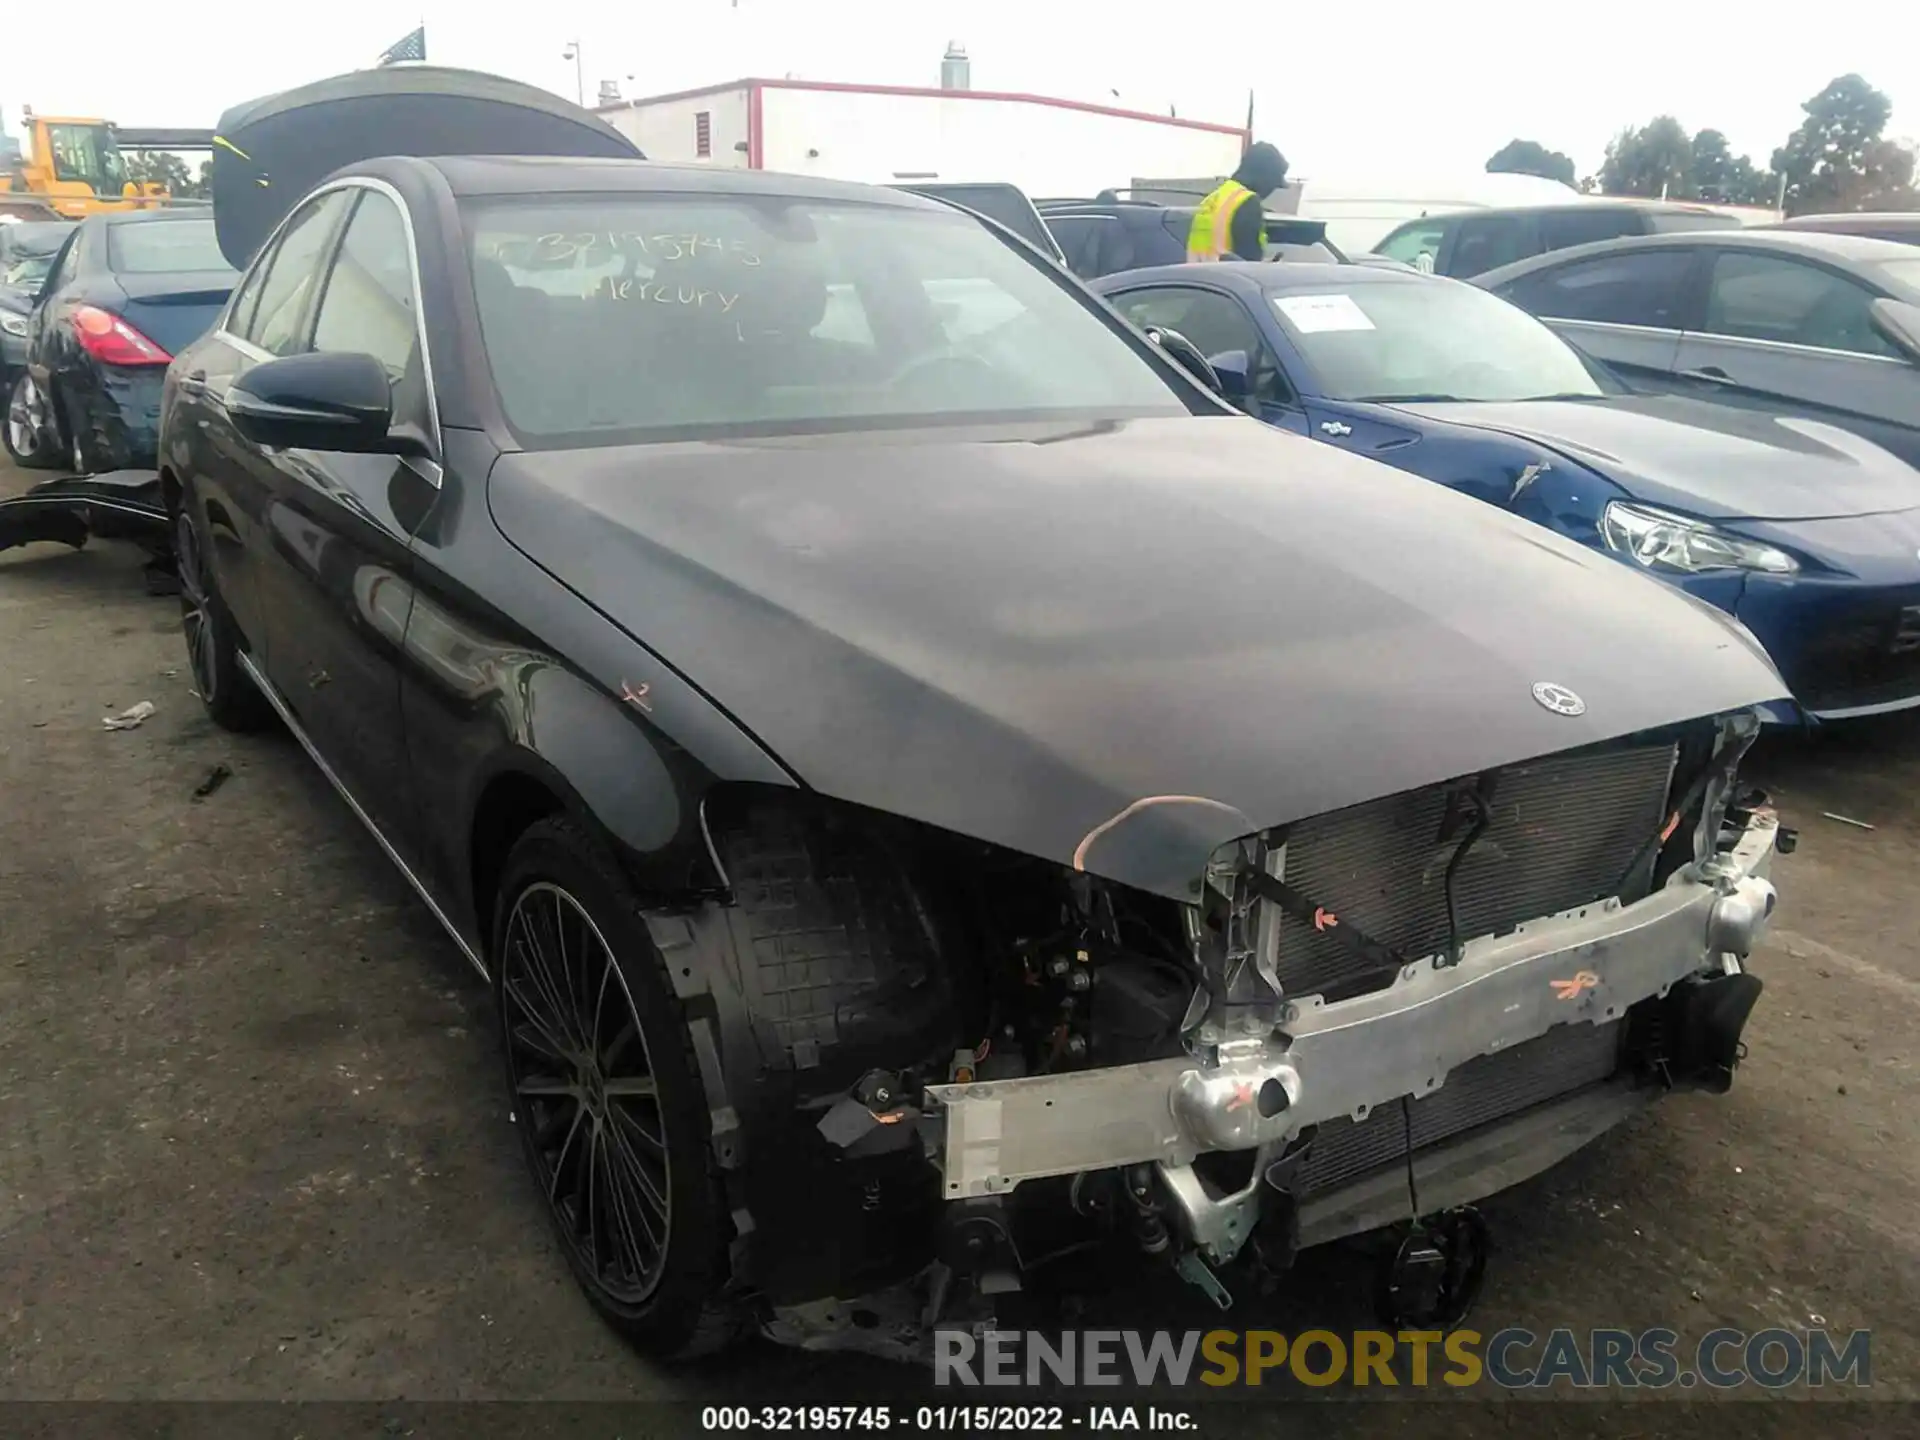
[619,680,652,712]
[1659,811,1681,842]
[1313,906,1339,932]
[1551,970,1601,1000]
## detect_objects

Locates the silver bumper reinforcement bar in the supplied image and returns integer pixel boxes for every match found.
[925,810,1779,1200]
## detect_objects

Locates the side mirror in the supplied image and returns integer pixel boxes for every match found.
[227,351,421,455]
[1144,325,1223,395]
[1870,298,1920,364]
[1204,348,1253,398]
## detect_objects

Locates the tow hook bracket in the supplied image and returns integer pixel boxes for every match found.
[1175,1250,1234,1311]
[817,1069,920,1157]
[1375,1207,1489,1330]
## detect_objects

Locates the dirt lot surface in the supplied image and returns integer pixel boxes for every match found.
[3,456,1916,1435]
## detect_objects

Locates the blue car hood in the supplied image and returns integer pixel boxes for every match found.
[1397,394,1920,523]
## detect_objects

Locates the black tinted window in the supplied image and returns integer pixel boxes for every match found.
[312,192,419,377]
[1112,286,1292,402]
[1498,249,1694,328]
[1539,208,1645,251]
[243,190,354,355]
[1449,214,1537,278]
[1703,251,1898,357]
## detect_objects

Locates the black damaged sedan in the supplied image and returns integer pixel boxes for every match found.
[8,208,234,473]
[162,68,1794,1363]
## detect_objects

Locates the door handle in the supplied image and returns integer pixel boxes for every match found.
[1678,366,1734,384]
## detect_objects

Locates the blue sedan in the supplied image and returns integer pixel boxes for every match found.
[1092,262,1920,723]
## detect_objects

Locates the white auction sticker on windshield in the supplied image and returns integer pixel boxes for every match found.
[1274,293,1375,333]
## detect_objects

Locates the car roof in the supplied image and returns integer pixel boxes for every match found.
[1387,198,1729,221]
[1471,225,1918,285]
[1771,211,1920,231]
[417,154,940,211]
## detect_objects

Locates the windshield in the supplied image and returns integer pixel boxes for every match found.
[1270,280,1607,403]
[4,253,55,288]
[46,124,128,194]
[107,219,233,275]
[463,194,1189,444]
[1877,258,1920,298]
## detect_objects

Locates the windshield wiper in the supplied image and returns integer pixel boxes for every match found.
[1520,391,1607,402]
[1352,392,1462,404]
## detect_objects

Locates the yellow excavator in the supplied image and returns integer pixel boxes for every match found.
[0,109,173,218]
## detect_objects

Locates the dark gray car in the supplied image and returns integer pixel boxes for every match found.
[1473,231,1920,467]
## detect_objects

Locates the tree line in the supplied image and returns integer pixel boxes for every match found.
[1485,73,1917,215]
[121,150,213,200]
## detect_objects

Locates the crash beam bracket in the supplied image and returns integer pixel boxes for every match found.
[924,813,1777,1200]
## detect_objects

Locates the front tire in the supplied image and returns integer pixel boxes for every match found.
[175,501,273,732]
[493,816,743,1358]
[4,372,60,469]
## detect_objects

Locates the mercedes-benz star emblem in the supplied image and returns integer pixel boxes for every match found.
[1532,682,1586,716]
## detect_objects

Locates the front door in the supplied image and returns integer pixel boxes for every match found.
[1673,249,1920,467]
[242,184,438,859]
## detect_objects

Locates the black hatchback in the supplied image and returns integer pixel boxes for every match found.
[5,208,235,473]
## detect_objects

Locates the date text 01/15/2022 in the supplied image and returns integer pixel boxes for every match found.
[699,1406,1199,1432]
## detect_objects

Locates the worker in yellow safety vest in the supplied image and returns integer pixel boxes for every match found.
[1186,143,1290,262]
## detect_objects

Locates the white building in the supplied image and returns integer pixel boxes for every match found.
[595,65,1249,199]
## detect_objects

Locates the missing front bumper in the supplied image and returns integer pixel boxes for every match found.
[924,809,1779,1201]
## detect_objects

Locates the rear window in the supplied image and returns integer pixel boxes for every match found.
[107,219,234,275]
[1644,210,1743,234]
[464,194,1189,445]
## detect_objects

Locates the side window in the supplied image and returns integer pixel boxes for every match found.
[1498,249,1695,329]
[1042,216,1103,279]
[1376,219,1449,272]
[1539,207,1644,253]
[1113,286,1292,402]
[311,191,420,377]
[1449,214,1537,278]
[243,190,354,355]
[1703,251,1898,358]
[222,244,275,339]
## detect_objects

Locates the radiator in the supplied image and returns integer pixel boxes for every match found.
[1272,742,1678,1002]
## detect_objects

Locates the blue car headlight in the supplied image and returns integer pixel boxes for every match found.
[0,312,27,339]
[1601,501,1799,576]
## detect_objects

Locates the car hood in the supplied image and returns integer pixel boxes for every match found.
[0,286,32,316]
[1397,394,1920,522]
[488,416,1788,901]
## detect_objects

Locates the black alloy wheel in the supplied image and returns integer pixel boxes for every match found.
[175,500,272,732]
[501,879,674,1305]
[492,816,738,1356]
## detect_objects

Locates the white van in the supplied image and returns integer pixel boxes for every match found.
[1285,172,1588,255]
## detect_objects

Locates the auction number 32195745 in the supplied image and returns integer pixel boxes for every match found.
[699,1407,1199,1432]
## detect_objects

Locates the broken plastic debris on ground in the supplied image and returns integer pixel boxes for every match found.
[101,700,156,731]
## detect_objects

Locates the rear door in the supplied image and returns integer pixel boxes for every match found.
[1673,248,1920,465]
[1488,245,1702,387]
[1373,216,1456,273]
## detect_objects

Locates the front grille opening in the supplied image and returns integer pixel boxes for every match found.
[1272,740,1680,1003]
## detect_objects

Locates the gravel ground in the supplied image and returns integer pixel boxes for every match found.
[2,456,1916,1436]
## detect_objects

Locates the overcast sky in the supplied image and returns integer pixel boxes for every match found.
[3,1,1913,182]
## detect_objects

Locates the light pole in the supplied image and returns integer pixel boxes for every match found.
[562,40,584,107]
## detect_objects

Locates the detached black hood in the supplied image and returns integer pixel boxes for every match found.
[488,417,1788,900]
[212,65,642,268]
[1403,394,1920,522]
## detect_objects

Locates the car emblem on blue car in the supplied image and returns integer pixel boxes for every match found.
[1532,682,1586,716]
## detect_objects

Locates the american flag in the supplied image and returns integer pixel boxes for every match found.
[377,26,426,66]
